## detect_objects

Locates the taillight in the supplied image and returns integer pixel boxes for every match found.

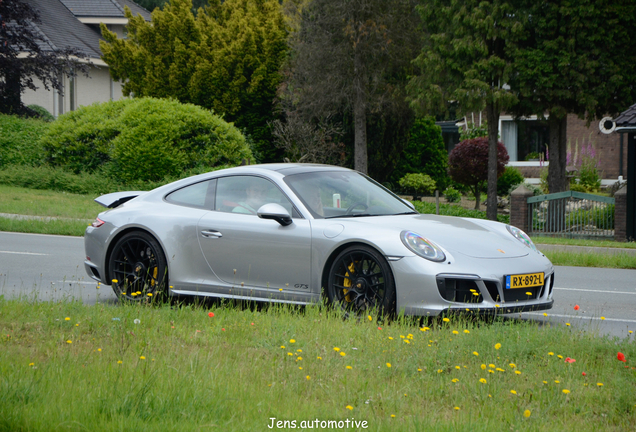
[91,217,105,228]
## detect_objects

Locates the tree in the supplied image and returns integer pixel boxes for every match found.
[0,0,89,115]
[408,0,522,220]
[100,0,288,161]
[393,117,448,190]
[510,0,636,194]
[285,0,421,174]
[448,137,508,210]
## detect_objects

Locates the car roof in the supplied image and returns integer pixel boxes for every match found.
[237,163,353,176]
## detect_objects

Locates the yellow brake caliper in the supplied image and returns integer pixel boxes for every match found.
[342,262,356,302]
[151,267,157,287]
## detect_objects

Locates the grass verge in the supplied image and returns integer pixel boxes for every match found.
[0,216,89,237]
[1,298,635,431]
[533,237,636,249]
[542,251,636,269]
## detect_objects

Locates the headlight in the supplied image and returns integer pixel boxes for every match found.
[400,231,446,262]
[506,225,537,251]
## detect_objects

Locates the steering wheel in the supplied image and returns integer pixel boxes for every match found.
[345,202,368,215]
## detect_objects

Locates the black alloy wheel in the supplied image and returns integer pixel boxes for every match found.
[327,245,396,316]
[108,231,168,301]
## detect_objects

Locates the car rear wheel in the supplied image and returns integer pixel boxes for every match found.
[108,231,168,301]
[327,245,396,317]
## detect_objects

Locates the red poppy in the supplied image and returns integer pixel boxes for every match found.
[582,372,586,376]
[574,305,580,311]
[221,328,226,331]
[251,322,254,325]
[378,327,382,330]
[208,312,214,318]
[565,357,576,363]
[617,352,626,362]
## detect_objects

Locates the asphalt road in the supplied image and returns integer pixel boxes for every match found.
[1,231,635,338]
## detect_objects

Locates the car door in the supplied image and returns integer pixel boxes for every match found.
[197,175,312,300]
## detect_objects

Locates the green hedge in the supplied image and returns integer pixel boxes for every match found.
[0,114,50,168]
[412,200,510,224]
[42,98,252,183]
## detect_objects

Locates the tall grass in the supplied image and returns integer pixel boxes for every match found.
[1,298,634,431]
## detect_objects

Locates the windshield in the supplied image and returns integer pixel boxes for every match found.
[284,171,416,219]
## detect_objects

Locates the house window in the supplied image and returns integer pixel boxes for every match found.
[500,117,550,162]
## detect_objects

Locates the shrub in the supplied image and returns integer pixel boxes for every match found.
[398,173,436,196]
[443,186,461,203]
[42,98,252,182]
[569,182,587,193]
[26,105,55,122]
[412,200,510,224]
[448,137,509,209]
[497,166,525,196]
[577,158,601,192]
[0,114,50,168]
[393,117,449,190]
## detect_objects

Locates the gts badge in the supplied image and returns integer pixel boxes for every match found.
[294,284,309,290]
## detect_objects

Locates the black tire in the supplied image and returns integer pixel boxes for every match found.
[326,245,396,316]
[108,231,168,301]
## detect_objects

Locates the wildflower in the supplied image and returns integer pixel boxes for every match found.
[452,330,459,335]
[287,353,293,356]
[317,356,322,360]
[562,389,570,394]
[543,313,548,317]
[454,407,460,411]
[601,316,605,320]
[390,414,396,418]
[455,366,460,370]
[489,364,495,368]
[523,410,531,418]
[297,349,302,353]
[525,292,532,296]
[420,327,429,331]
[557,355,563,359]
[509,363,516,368]
[388,337,393,340]
[452,378,459,383]
[597,383,604,387]
[473,351,479,356]
[488,370,494,374]
[378,327,383,330]
[112,279,118,283]
[298,367,303,370]
[208,312,214,317]
[479,378,487,384]
[548,352,554,356]
[29,362,34,366]
[346,405,353,411]
[481,364,486,370]
[437,369,443,373]
[566,323,571,326]
[617,352,626,362]
[495,343,501,350]
[510,390,517,395]
[574,305,580,310]
[565,357,576,363]
[333,347,340,352]
[346,366,352,370]
[515,371,521,375]
[386,363,392,368]
[306,376,311,380]
[340,352,346,357]
[417,368,422,372]
[98,348,102,352]
[555,380,560,384]
[279,288,283,292]
[443,317,450,322]
[582,372,586,376]
[543,381,547,384]
[134,319,140,324]
[296,357,302,361]
[280,346,285,349]
[140,356,145,360]
[66,340,72,344]
[496,368,505,372]
[368,315,372,321]
[65,317,70,321]
[464,330,470,334]
[403,339,411,344]
[117,360,122,364]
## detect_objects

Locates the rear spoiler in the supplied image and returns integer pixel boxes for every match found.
[95,191,146,209]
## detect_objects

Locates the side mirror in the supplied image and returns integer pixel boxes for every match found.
[257,203,293,226]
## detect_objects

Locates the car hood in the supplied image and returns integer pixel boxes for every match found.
[339,214,530,259]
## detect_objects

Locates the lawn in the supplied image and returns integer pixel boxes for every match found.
[0,297,634,431]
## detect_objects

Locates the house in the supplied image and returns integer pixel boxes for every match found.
[21,0,151,117]
[438,113,626,184]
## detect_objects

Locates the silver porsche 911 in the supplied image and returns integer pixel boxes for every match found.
[84,164,554,316]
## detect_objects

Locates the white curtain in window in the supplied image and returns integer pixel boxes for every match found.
[501,121,518,161]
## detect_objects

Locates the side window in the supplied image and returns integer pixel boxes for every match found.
[216,176,295,216]
[165,179,216,209]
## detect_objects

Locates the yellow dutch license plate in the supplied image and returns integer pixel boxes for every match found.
[505,272,544,289]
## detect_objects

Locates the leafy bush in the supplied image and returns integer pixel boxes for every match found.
[569,182,587,193]
[577,158,601,192]
[27,105,55,122]
[399,173,436,196]
[566,204,614,230]
[42,98,252,182]
[448,137,509,209]
[0,114,50,168]
[412,200,510,224]
[497,166,525,196]
[394,117,449,190]
[443,186,461,203]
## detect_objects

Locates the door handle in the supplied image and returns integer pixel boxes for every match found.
[201,230,222,238]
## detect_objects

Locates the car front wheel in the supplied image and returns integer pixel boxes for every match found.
[108,231,168,301]
[327,245,396,316]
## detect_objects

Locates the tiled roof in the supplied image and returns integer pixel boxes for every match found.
[24,0,102,58]
[615,103,636,127]
[59,0,151,20]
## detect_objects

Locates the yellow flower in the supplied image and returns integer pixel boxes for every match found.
[601,316,605,320]
[479,378,487,384]
[64,317,70,321]
[566,323,571,326]
[542,381,548,384]
[515,371,521,375]
[29,362,34,366]
[317,356,322,360]
[509,363,516,368]
[473,351,479,356]
[548,352,554,356]
[543,312,548,317]
[368,315,372,321]
[496,368,505,372]
[481,364,486,370]
[417,368,422,372]
[464,329,470,334]
[597,383,604,386]
[290,339,296,343]
[346,405,353,411]
[346,365,352,370]
[525,292,532,296]
[488,370,494,374]
[557,355,563,359]
[489,364,495,368]
[298,366,303,370]
[386,363,392,368]
[437,369,443,373]
[340,352,346,357]
[306,376,310,380]
[279,288,283,292]
[296,357,303,361]
[403,339,411,344]
[390,414,396,418]
[66,340,72,344]
[455,366,461,370]
[420,327,430,332]
[452,330,459,335]
[117,360,122,364]
[523,409,531,418]
[452,378,459,383]
[554,380,560,384]
[407,334,414,339]
[287,353,293,356]
[147,293,153,297]
[510,390,517,395]
[495,343,501,350]
[443,318,450,322]
[453,406,460,411]
[562,389,570,394]
[140,356,145,360]
[112,279,118,283]
[280,345,285,349]
[333,347,340,352]
[297,349,302,352]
